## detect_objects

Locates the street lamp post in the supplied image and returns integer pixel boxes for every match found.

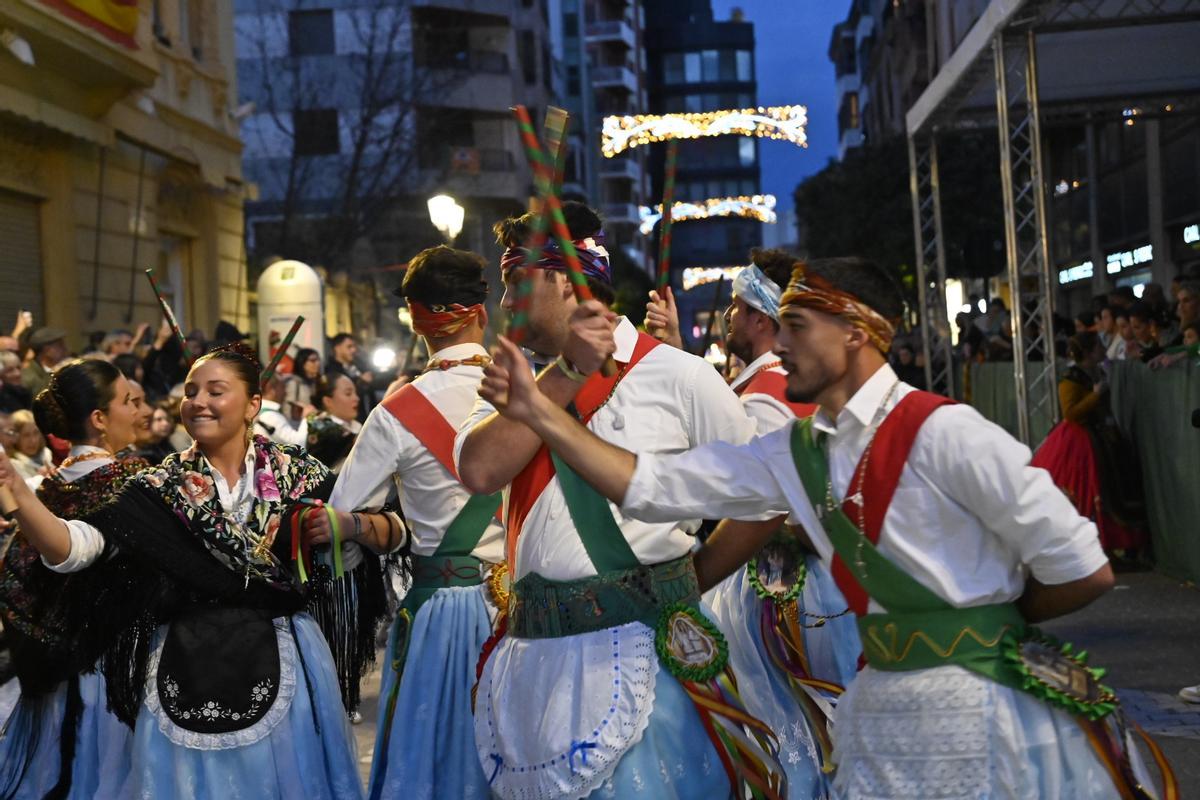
[427,194,464,244]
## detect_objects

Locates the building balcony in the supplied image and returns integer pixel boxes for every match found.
[591,64,638,93]
[585,19,636,49]
[599,157,640,182]
[603,202,639,224]
[420,145,520,200]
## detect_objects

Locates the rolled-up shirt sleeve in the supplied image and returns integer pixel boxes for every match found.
[622,431,790,524]
[42,519,106,574]
[923,405,1109,586]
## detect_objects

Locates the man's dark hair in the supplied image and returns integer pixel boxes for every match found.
[401,245,488,309]
[989,297,1007,311]
[492,201,613,305]
[112,353,141,380]
[804,257,905,322]
[749,248,800,293]
[1114,307,1130,322]
[330,333,356,348]
[1110,286,1136,303]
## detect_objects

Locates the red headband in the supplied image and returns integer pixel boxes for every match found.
[409,301,483,338]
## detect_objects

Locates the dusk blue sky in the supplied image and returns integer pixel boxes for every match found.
[710,0,853,214]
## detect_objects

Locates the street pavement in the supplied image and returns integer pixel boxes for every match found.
[351,570,1200,795]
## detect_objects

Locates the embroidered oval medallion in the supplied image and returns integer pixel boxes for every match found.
[654,603,727,682]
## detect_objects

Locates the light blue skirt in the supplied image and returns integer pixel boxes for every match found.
[117,614,363,799]
[0,671,131,799]
[585,668,733,800]
[367,585,493,800]
[707,555,861,799]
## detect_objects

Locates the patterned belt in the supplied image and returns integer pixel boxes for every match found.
[403,554,487,617]
[508,555,699,639]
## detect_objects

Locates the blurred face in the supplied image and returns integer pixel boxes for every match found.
[775,307,853,405]
[150,408,173,440]
[1184,327,1199,347]
[333,338,358,364]
[1129,315,1152,344]
[1,360,20,386]
[128,381,154,445]
[1099,308,1115,334]
[1177,289,1198,326]
[897,346,914,366]
[15,423,43,457]
[181,359,261,450]
[108,334,133,356]
[723,297,762,365]
[1116,316,1132,341]
[42,340,67,364]
[303,353,321,380]
[500,266,573,359]
[321,373,360,422]
[0,413,12,452]
[96,374,140,453]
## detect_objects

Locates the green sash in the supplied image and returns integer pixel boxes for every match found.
[404,491,502,615]
[789,417,1026,686]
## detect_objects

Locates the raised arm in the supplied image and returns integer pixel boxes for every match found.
[0,449,76,565]
[457,302,618,494]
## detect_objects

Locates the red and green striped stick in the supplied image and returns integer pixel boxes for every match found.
[511,105,616,376]
[260,315,305,387]
[508,107,570,346]
[144,268,191,360]
[657,140,679,291]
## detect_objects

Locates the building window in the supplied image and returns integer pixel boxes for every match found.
[684,52,701,83]
[739,138,756,166]
[736,50,752,81]
[701,49,719,81]
[564,12,578,34]
[293,109,340,156]
[519,30,537,84]
[685,93,702,113]
[567,66,580,96]
[663,53,684,84]
[289,9,335,57]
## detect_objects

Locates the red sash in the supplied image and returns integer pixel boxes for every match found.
[506,333,662,566]
[383,384,460,480]
[833,390,956,617]
[735,367,817,418]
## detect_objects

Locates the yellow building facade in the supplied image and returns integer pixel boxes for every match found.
[0,0,248,350]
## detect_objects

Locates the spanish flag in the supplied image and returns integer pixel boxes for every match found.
[41,0,138,49]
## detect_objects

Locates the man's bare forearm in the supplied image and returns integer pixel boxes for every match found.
[460,366,587,494]
[1018,563,1114,623]
[693,515,787,592]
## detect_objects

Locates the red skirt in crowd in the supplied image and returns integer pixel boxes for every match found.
[1032,420,1146,552]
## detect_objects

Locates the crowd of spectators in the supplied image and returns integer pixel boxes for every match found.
[0,312,392,487]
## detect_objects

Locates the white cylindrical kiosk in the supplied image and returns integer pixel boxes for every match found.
[256,259,325,366]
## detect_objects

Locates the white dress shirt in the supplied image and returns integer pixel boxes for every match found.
[625,363,1108,610]
[460,318,759,800]
[455,318,758,582]
[330,342,504,562]
[729,350,794,434]
[255,399,308,448]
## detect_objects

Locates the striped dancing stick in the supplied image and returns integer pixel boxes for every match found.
[260,315,305,387]
[657,140,679,291]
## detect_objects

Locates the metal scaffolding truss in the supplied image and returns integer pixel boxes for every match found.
[905,0,1200,444]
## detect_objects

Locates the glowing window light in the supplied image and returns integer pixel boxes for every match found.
[638,194,777,236]
[1185,224,1199,244]
[681,266,743,292]
[602,106,808,157]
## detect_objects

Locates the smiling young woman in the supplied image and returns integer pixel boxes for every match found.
[0,344,401,800]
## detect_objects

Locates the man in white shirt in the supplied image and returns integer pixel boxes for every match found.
[328,246,503,800]
[648,248,860,795]
[456,202,783,800]
[476,256,1168,799]
[254,373,307,447]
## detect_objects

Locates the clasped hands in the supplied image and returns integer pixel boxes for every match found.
[480,301,617,423]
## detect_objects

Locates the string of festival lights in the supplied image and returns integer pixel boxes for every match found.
[602,106,808,156]
[681,266,745,292]
[638,194,777,236]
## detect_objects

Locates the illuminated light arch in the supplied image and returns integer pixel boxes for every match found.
[602,106,807,157]
[681,266,745,292]
[638,194,776,236]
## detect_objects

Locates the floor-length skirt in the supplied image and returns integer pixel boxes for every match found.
[707,556,861,799]
[367,585,492,800]
[118,613,363,799]
[0,671,132,799]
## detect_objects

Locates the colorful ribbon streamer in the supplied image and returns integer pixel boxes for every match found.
[144,268,190,361]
